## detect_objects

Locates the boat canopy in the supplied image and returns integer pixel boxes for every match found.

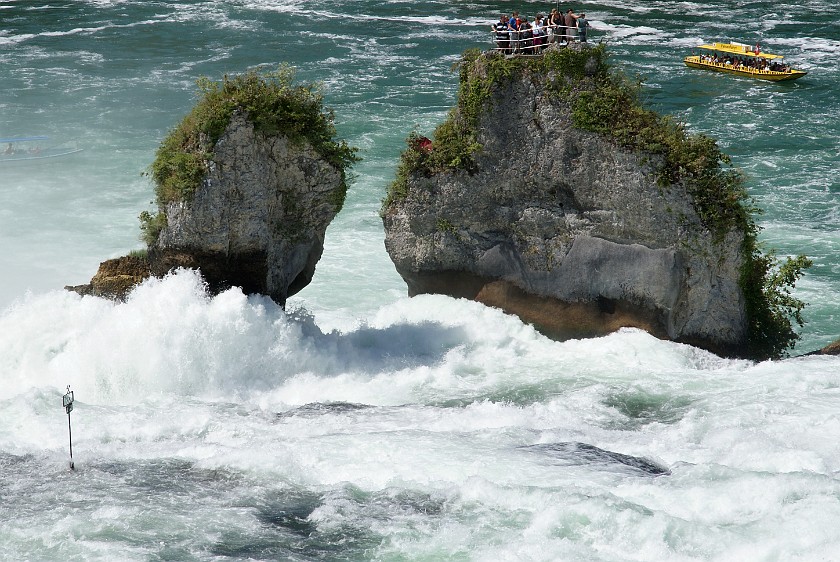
[697,42,784,60]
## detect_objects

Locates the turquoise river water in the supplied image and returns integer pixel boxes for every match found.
[2,1,840,560]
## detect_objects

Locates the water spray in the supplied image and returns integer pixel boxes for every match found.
[62,386,75,470]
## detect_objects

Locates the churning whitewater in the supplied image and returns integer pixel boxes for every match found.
[2,1,840,560]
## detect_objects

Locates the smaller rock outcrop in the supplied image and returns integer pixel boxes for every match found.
[69,68,357,307]
[148,111,346,306]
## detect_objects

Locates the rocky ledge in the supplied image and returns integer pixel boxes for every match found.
[66,255,150,301]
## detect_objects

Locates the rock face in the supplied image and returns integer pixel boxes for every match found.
[382,47,749,355]
[149,111,345,306]
[66,255,151,301]
[818,339,840,355]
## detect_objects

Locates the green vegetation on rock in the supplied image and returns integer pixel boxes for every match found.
[142,65,358,242]
[386,45,809,360]
[138,210,167,247]
[741,239,811,359]
[384,46,611,210]
[566,56,750,240]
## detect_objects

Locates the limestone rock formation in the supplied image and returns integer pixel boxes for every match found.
[148,111,345,306]
[66,255,151,301]
[818,339,840,355]
[382,46,749,355]
[69,65,357,307]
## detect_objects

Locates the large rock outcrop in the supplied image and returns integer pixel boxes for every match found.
[382,46,749,355]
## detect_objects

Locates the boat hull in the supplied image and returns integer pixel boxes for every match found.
[684,56,806,81]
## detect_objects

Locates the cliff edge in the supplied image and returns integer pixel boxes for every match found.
[382,45,808,359]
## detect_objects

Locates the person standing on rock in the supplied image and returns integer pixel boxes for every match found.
[508,11,521,54]
[492,14,509,53]
[519,16,534,54]
[549,9,564,44]
[532,14,547,52]
[577,12,591,43]
[564,9,579,43]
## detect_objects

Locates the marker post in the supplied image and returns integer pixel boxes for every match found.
[62,386,75,470]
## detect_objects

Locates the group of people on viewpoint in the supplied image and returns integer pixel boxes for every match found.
[492,9,593,55]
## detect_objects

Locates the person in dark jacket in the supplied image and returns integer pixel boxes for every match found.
[519,16,533,54]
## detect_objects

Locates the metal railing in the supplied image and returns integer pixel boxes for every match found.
[490,23,589,54]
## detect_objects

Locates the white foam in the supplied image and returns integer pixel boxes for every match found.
[2,1,840,558]
[3,248,840,561]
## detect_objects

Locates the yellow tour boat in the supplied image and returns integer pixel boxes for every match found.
[684,42,807,81]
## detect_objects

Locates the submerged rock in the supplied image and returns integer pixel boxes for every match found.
[822,340,840,355]
[382,45,750,355]
[811,339,840,356]
[519,442,670,476]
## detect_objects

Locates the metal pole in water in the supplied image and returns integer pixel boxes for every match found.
[62,386,75,470]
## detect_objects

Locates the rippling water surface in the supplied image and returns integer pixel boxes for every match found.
[2,1,839,560]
